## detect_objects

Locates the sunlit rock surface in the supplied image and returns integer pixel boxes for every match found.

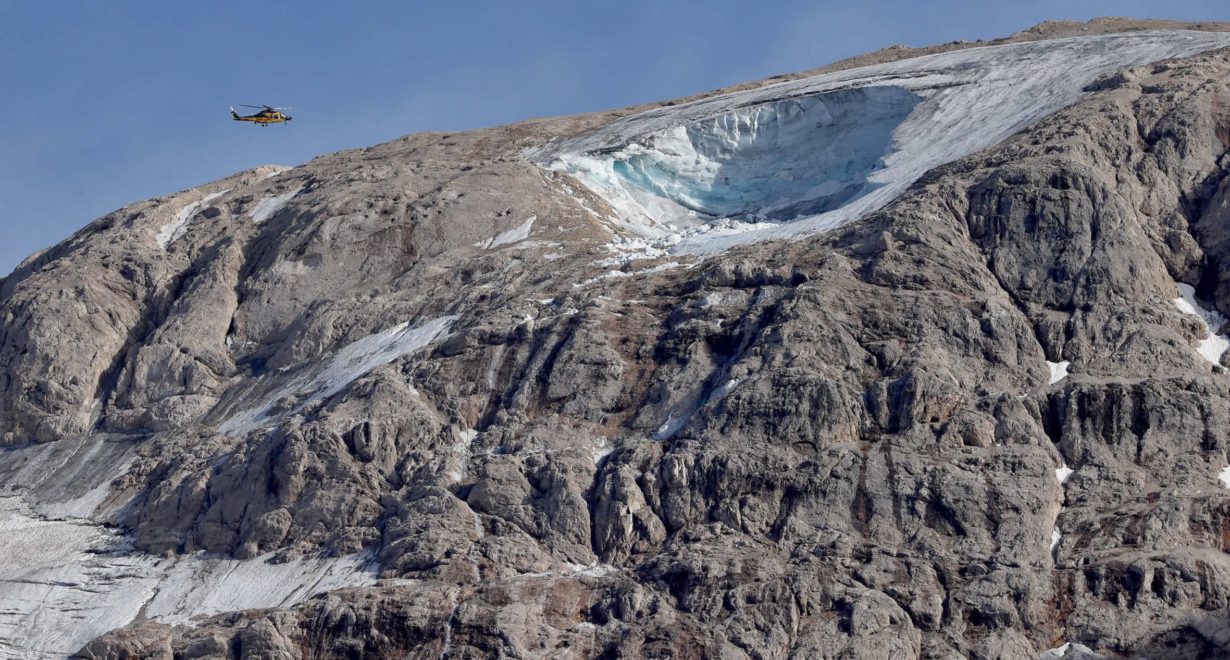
[5,18,1230,660]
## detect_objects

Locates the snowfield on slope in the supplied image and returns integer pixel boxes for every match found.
[529,30,1230,255]
[0,441,377,659]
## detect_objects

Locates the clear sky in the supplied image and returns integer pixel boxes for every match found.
[1,0,1227,275]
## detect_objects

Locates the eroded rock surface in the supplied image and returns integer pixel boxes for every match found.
[6,18,1230,660]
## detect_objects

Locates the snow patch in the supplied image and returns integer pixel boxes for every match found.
[156,189,230,249]
[1047,360,1070,385]
[592,437,614,465]
[1219,465,1230,489]
[249,186,303,224]
[1051,526,1062,554]
[1174,283,1229,365]
[653,412,689,441]
[710,377,744,401]
[530,31,1230,255]
[476,215,536,249]
[568,562,620,578]
[218,315,457,435]
[448,428,479,483]
[1056,464,1074,485]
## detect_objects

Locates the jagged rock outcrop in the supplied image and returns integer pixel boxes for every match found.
[6,18,1230,660]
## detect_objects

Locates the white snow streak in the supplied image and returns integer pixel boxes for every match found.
[156,190,230,249]
[1174,283,1229,365]
[219,315,457,435]
[1047,360,1070,385]
[530,31,1230,256]
[1219,466,1230,489]
[476,215,536,249]
[1050,526,1062,554]
[249,186,304,224]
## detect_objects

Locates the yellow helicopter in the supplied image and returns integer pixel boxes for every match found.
[230,105,293,126]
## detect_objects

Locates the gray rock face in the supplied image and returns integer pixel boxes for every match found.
[7,18,1230,660]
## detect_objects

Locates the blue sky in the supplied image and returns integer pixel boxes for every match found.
[1,0,1227,275]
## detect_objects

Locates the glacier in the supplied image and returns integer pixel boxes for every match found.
[609,87,920,221]
[529,30,1230,255]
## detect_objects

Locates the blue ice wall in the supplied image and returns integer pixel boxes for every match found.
[613,86,920,221]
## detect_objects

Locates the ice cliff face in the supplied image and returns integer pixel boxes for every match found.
[7,19,1230,659]
[595,87,920,221]
[532,30,1230,253]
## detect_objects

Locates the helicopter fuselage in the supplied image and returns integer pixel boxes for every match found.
[230,107,292,125]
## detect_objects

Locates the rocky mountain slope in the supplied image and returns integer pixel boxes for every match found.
[5,18,1230,660]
